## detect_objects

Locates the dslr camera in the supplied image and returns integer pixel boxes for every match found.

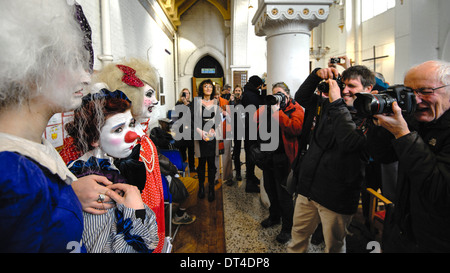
[267,92,288,109]
[353,85,416,117]
[317,75,346,94]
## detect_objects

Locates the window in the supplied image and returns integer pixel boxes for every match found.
[362,0,395,22]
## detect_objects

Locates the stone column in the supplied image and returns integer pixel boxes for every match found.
[252,0,333,95]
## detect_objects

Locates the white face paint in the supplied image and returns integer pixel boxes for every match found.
[99,110,138,158]
[68,69,91,109]
[48,67,91,112]
[139,84,159,120]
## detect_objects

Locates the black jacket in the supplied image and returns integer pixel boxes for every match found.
[368,110,450,252]
[294,69,369,215]
[241,81,264,141]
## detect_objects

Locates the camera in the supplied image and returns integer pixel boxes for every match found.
[353,85,416,117]
[181,92,187,97]
[330,57,341,64]
[317,75,345,94]
[267,92,288,109]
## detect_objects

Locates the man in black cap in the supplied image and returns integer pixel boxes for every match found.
[241,75,266,192]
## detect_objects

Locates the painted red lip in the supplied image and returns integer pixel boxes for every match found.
[74,89,84,97]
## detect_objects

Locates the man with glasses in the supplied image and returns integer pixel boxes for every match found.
[369,60,450,252]
[288,65,375,253]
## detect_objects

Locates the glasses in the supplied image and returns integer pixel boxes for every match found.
[411,84,449,97]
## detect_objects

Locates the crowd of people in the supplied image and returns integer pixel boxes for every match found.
[1,1,450,253]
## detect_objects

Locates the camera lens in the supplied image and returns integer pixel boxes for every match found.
[354,85,416,117]
[317,81,329,93]
[267,93,282,105]
[354,93,386,116]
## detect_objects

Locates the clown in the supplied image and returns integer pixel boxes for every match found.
[0,1,99,252]
[65,89,159,253]
[93,58,165,253]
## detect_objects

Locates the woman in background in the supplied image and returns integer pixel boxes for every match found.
[192,80,222,202]
[175,88,196,172]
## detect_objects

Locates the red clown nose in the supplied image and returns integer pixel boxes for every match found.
[124,131,139,143]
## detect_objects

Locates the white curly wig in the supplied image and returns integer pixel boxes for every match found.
[0,0,90,111]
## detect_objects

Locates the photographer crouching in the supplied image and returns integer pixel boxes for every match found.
[254,82,304,244]
[367,60,450,252]
[288,65,375,253]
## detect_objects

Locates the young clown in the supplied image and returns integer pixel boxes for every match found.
[66,89,159,253]
[93,59,165,253]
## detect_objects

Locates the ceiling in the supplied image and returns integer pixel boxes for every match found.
[157,0,231,29]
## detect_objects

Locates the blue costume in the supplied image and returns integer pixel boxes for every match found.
[0,133,83,252]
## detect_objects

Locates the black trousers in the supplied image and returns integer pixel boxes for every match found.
[197,155,216,186]
[244,139,257,180]
[233,139,242,174]
[263,153,293,233]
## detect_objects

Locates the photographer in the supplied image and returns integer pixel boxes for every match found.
[369,60,450,252]
[255,82,304,244]
[241,75,266,192]
[288,65,375,253]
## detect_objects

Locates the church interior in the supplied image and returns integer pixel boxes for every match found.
[42,0,449,253]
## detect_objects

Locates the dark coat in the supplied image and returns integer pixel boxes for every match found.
[294,69,369,215]
[241,81,265,142]
[369,110,450,252]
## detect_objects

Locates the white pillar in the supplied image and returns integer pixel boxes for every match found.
[252,1,333,95]
[98,0,113,66]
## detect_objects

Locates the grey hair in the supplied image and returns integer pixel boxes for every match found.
[435,60,450,85]
[0,1,89,111]
[272,82,291,97]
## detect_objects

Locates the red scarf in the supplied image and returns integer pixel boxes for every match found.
[139,134,165,253]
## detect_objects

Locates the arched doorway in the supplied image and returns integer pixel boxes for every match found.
[192,55,224,97]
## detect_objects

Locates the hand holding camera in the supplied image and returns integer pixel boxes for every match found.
[316,67,339,80]
[329,56,350,69]
[373,101,411,139]
[326,79,343,103]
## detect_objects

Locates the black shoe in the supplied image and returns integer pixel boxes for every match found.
[198,185,205,199]
[235,173,242,181]
[261,217,280,228]
[245,182,259,193]
[208,185,215,202]
[276,231,291,244]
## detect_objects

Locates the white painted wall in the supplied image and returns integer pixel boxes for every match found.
[312,0,449,85]
[77,0,175,128]
[177,0,228,91]
[246,0,267,82]
[77,0,449,106]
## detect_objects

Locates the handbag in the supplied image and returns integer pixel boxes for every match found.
[168,176,189,203]
[249,142,274,170]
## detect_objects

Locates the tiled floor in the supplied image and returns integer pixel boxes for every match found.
[222,171,326,253]
[172,149,374,253]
